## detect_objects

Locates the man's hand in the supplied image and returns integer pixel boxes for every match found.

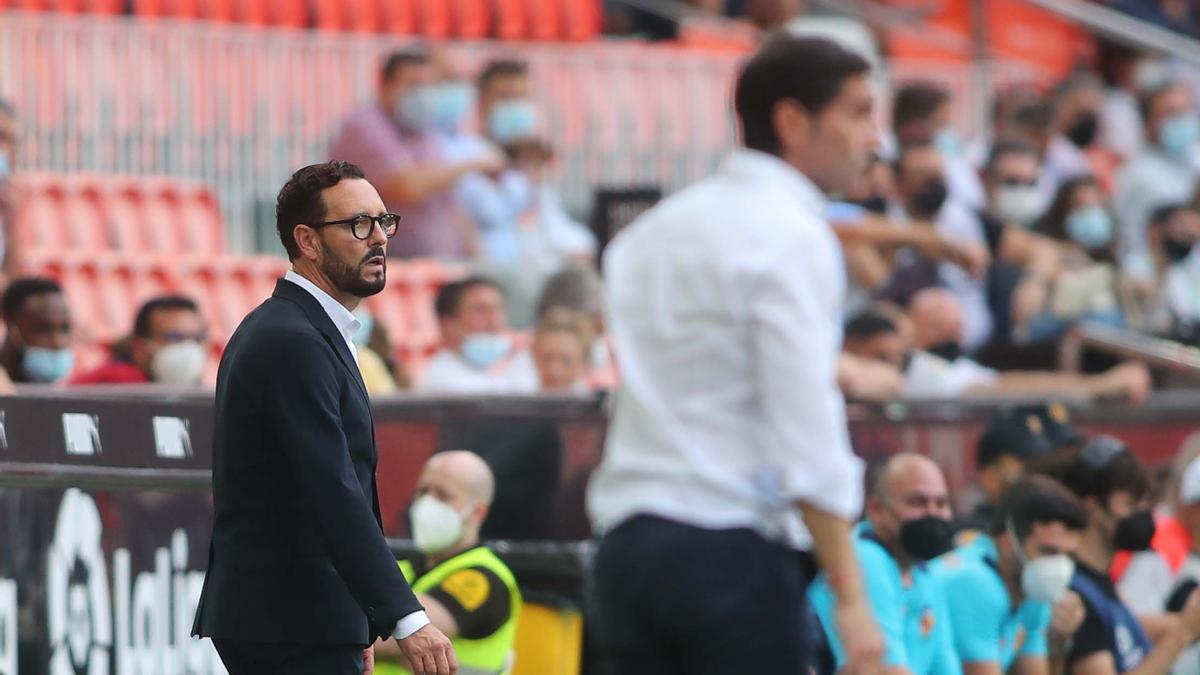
[363,645,375,675]
[1094,362,1151,404]
[1049,590,1085,640]
[836,596,885,675]
[397,624,458,675]
[1177,588,1200,642]
[837,353,902,403]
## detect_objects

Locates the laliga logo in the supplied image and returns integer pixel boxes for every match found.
[46,488,113,675]
[46,489,226,675]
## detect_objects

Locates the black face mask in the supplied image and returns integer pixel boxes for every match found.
[1114,510,1156,551]
[926,340,962,362]
[899,516,955,561]
[859,195,889,214]
[910,179,949,218]
[1163,235,1195,264]
[1066,113,1100,148]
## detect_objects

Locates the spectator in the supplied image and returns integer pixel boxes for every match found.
[373,451,521,675]
[893,82,986,210]
[531,307,592,394]
[1097,40,1155,161]
[1045,74,1107,193]
[0,277,71,385]
[931,475,1089,673]
[460,60,596,327]
[808,454,959,674]
[965,86,1046,168]
[532,264,613,388]
[429,51,482,163]
[1115,83,1198,282]
[1152,203,1200,333]
[70,295,207,386]
[1031,436,1200,674]
[329,49,503,259]
[418,276,536,394]
[901,288,1152,401]
[1164,456,1200,675]
[1114,0,1200,38]
[0,98,17,284]
[957,406,1058,533]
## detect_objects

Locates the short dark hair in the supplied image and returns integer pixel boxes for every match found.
[893,82,950,131]
[1150,203,1191,229]
[1012,100,1054,135]
[381,49,430,82]
[734,35,870,155]
[1029,435,1152,504]
[844,310,897,342]
[1051,72,1103,107]
[984,139,1039,177]
[536,265,604,321]
[478,59,528,93]
[2,277,62,322]
[275,161,366,260]
[1139,83,1178,125]
[133,295,200,338]
[990,474,1088,540]
[434,275,502,319]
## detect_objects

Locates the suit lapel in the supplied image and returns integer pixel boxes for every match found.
[273,279,372,404]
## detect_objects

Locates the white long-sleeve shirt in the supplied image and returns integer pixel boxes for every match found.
[586,150,864,551]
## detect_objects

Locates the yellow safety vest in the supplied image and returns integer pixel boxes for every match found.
[376,546,521,675]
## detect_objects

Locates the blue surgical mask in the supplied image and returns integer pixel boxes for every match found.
[22,347,74,383]
[394,86,440,133]
[0,151,9,181]
[934,126,961,158]
[1159,113,1199,162]
[460,333,511,370]
[433,82,476,133]
[1065,206,1114,249]
[487,100,537,144]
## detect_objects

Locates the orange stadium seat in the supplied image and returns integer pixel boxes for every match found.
[416,0,452,38]
[200,0,235,22]
[346,0,383,32]
[494,0,528,40]
[380,0,417,34]
[84,0,124,13]
[176,186,228,255]
[453,0,490,38]
[312,0,346,31]
[562,0,601,41]
[233,0,271,25]
[59,179,109,253]
[271,0,308,28]
[48,0,83,12]
[528,0,563,41]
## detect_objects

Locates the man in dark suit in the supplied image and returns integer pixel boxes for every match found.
[192,161,458,675]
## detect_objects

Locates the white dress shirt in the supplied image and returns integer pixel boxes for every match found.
[418,347,538,394]
[901,351,998,399]
[1115,149,1197,282]
[587,150,864,551]
[282,270,430,640]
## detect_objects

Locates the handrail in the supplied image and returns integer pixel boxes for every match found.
[1061,322,1200,375]
[1018,0,1200,65]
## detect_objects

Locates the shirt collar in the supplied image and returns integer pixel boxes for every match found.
[724,149,829,216]
[284,270,361,345]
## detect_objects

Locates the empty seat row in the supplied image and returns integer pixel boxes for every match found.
[1,0,602,41]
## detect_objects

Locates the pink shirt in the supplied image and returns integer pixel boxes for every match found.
[329,104,466,259]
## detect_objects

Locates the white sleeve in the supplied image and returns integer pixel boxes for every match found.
[746,229,863,520]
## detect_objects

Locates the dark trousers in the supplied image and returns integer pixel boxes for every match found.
[213,639,365,675]
[589,514,814,675]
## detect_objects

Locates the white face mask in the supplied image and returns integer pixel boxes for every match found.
[151,341,206,385]
[1008,520,1075,603]
[993,185,1044,226]
[411,495,468,554]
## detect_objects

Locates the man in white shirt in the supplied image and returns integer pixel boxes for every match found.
[892,82,986,211]
[588,35,884,675]
[1044,74,1104,199]
[418,275,537,394]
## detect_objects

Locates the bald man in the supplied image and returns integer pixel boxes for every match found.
[375,452,523,675]
[902,288,1151,402]
[809,454,961,675]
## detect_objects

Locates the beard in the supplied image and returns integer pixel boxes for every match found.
[319,238,386,298]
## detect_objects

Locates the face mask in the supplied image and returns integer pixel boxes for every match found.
[433,81,476,133]
[859,195,888,214]
[1163,235,1195,263]
[353,308,375,347]
[410,495,467,554]
[934,126,961,157]
[150,341,206,386]
[993,185,1044,227]
[460,333,511,370]
[1114,509,1156,551]
[0,151,9,181]
[1009,520,1076,603]
[1159,113,1199,162]
[898,515,954,561]
[926,340,962,363]
[487,100,537,144]
[1134,59,1170,92]
[22,347,74,383]
[394,86,440,133]
[1066,113,1100,149]
[910,179,949,218]
[1065,206,1114,249]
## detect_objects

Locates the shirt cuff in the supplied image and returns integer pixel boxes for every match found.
[392,611,430,640]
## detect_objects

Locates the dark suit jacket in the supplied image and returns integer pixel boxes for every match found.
[192,278,422,646]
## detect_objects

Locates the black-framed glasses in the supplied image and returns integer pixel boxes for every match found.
[313,213,400,240]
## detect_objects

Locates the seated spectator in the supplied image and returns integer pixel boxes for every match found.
[329,49,503,259]
[460,60,596,327]
[373,451,521,675]
[956,405,1059,533]
[1165,456,1200,675]
[351,307,408,394]
[1046,74,1108,193]
[1031,437,1200,674]
[70,295,207,386]
[1130,203,1200,335]
[430,50,482,163]
[532,264,613,389]
[901,288,1151,401]
[0,98,19,284]
[808,454,958,675]
[418,276,536,394]
[932,475,1089,673]
[965,86,1046,169]
[892,82,986,210]
[838,310,905,402]
[531,308,592,394]
[0,277,72,385]
[1097,40,1157,161]
[1115,82,1198,282]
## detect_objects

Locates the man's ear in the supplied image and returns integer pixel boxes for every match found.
[772,99,811,155]
[293,224,322,262]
